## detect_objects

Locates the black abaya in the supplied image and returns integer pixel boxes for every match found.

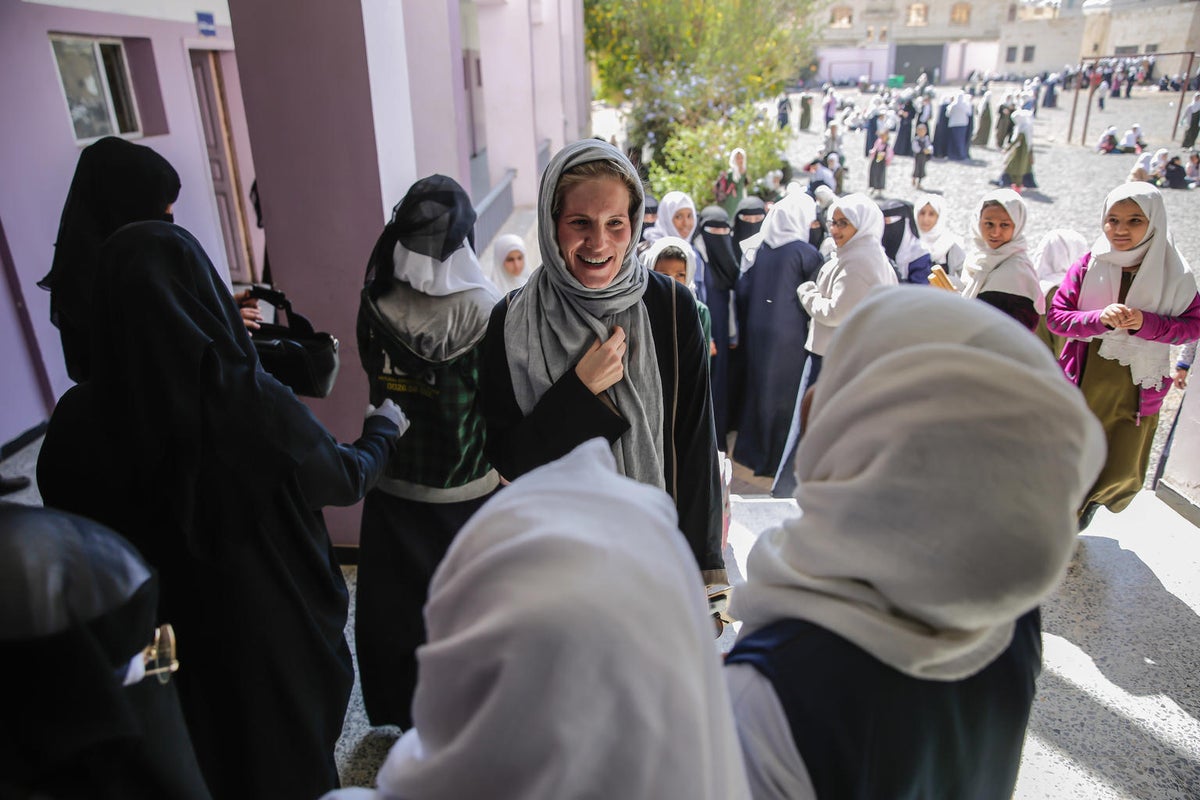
[696,206,741,445]
[733,239,824,475]
[37,221,399,800]
[933,101,951,158]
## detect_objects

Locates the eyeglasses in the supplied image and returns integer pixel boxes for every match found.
[829,218,853,229]
[142,623,179,684]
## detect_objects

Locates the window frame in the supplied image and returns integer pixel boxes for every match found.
[1022,45,1035,62]
[1005,46,1018,63]
[49,33,143,144]
[906,3,929,26]
[830,6,854,28]
[950,2,971,25]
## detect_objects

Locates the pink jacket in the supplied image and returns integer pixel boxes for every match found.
[1047,254,1200,420]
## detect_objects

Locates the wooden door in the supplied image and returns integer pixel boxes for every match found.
[190,50,254,283]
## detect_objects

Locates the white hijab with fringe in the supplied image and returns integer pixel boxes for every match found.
[1077,181,1197,389]
[731,287,1105,680]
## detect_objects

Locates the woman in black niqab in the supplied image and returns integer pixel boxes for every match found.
[695,206,741,445]
[0,503,210,800]
[39,136,181,382]
[732,196,767,264]
[37,220,402,800]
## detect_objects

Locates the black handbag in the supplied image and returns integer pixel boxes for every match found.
[247,286,340,398]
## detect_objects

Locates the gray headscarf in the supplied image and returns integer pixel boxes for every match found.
[504,140,665,488]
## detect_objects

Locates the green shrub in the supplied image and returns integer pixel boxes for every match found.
[647,103,790,209]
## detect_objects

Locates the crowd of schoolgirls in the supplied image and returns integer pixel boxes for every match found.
[8,113,1197,800]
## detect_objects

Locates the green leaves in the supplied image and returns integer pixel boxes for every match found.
[585,0,817,160]
[647,104,789,209]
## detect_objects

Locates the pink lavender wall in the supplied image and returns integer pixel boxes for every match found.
[227,0,401,545]
[0,0,239,444]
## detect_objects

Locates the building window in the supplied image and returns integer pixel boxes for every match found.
[879,26,888,41]
[866,25,874,40]
[1144,44,1158,53]
[1006,46,1018,63]
[50,35,140,142]
[906,3,929,25]
[830,6,853,27]
[1022,45,1035,62]
[950,3,971,24]
[1007,4,1017,21]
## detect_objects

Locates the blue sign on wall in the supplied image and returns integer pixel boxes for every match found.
[197,12,216,37]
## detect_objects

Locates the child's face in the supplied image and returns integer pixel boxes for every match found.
[502,249,525,277]
[917,203,939,233]
[979,205,1016,249]
[673,207,695,239]
[916,124,927,136]
[1103,199,1149,252]
[654,256,689,285]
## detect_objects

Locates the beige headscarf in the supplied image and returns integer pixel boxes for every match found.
[1077,181,1197,388]
[731,286,1105,680]
[362,440,751,799]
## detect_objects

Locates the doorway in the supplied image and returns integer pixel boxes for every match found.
[190,49,255,283]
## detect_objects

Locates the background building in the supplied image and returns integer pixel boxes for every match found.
[0,0,589,543]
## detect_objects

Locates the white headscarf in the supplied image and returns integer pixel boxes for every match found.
[393,238,499,298]
[762,190,816,250]
[1011,109,1035,140]
[731,287,1105,680]
[369,440,751,800]
[915,194,961,264]
[643,190,697,243]
[488,233,530,295]
[826,193,891,275]
[728,147,747,182]
[1077,181,1197,389]
[961,188,1044,312]
[642,235,698,290]
[1033,228,1089,294]
[504,139,664,488]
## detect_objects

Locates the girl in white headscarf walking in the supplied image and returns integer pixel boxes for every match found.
[960,188,1043,330]
[915,194,965,285]
[772,193,898,497]
[1047,181,1200,527]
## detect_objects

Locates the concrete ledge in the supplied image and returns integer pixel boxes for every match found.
[1155,480,1200,529]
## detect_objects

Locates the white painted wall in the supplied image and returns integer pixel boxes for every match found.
[362,0,419,215]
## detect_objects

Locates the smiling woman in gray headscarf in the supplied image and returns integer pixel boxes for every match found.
[482,139,726,586]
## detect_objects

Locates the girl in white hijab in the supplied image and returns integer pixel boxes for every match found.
[488,233,530,294]
[960,188,1043,329]
[643,190,698,243]
[325,439,751,800]
[727,287,1105,800]
[772,193,897,498]
[642,190,703,299]
[1031,228,1090,356]
[1047,181,1200,525]
[915,194,966,285]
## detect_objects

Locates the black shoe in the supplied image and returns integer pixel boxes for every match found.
[0,475,31,496]
[1077,501,1101,531]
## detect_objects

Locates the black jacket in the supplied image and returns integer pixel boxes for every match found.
[483,270,724,574]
